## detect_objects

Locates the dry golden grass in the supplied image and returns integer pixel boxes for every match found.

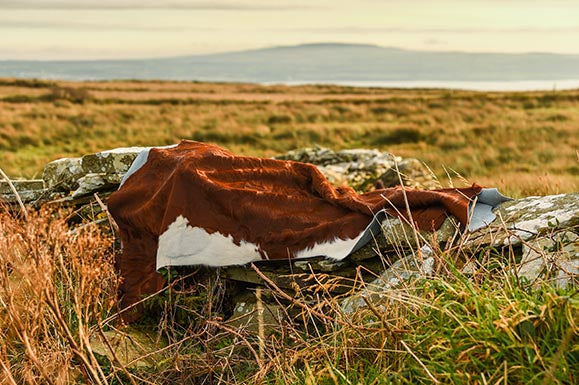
[0,207,576,384]
[0,208,118,384]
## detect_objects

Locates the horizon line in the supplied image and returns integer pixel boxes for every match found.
[2,42,579,62]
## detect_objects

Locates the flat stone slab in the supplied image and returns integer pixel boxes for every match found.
[223,259,359,294]
[0,179,45,193]
[0,179,47,203]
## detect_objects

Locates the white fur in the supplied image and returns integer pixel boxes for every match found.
[294,231,365,261]
[156,215,367,269]
[156,215,263,270]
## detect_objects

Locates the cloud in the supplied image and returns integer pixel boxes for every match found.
[0,19,215,31]
[423,38,444,46]
[0,0,311,10]
[289,26,579,34]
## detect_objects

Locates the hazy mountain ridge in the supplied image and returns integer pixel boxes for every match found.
[2,43,579,82]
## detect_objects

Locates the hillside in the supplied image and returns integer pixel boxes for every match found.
[0,79,577,198]
[2,43,579,82]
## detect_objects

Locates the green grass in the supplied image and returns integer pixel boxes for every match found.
[399,278,577,384]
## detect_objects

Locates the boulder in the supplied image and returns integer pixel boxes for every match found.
[341,254,435,314]
[276,146,436,191]
[72,173,125,198]
[80,147,144,175]
[42,157,83,191]
[42,147,145,197]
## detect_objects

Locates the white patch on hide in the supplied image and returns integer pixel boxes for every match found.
[156,215,263,270]
[295,231,366,261]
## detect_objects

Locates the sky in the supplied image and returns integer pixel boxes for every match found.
[1,0,579,60]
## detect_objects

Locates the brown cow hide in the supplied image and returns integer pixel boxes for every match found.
[107,140,503,320]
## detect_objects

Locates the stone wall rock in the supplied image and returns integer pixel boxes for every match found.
[340,192,579,313]
[40,147,146,197]
[71,173,122,198]
[275,145,437,191]
[460,193,579,253]
[227,290,285,336]
[0,179,47,203]
[378,158,437,189]
[16,145,435,201]
[518,231,578,287]
[0,179,45,194]
[341,254,435,314]
[80,147,144,175]
[43,157,83,191]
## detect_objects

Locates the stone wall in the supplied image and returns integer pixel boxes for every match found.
[1,145,434,204]
[2,145,576,346]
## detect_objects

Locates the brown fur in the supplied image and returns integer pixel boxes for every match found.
[107,140,481,321]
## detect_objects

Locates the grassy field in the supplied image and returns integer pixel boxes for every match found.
[0,79,577,384]
[1,78,578,197]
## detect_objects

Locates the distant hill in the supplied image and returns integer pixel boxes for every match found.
[2,43,579,82]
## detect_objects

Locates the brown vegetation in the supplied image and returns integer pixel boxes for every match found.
[0,79,577,197]
[0,207,576,384]
[0,208,118,384]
